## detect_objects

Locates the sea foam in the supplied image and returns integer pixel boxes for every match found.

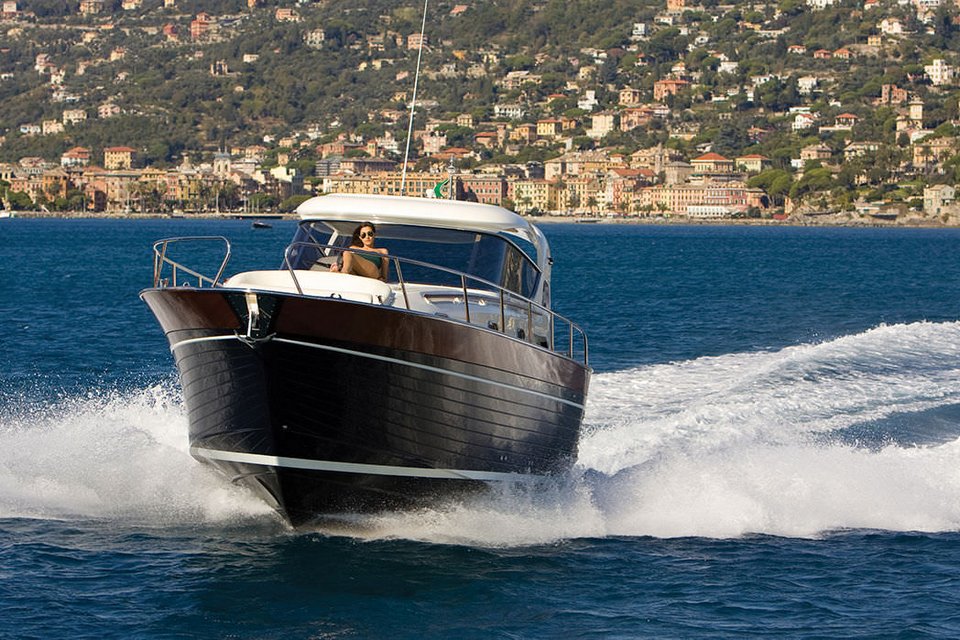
[2,322,959,544]
[0,384,274,524]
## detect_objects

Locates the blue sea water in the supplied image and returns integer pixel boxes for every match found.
[2,218,960,638]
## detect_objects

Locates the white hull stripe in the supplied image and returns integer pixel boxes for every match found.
[170,334,238,351]
[170,334,584,410]
[191,447,549,482]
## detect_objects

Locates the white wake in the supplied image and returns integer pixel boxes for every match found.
[0,384,274,525]
[2,322,959,544]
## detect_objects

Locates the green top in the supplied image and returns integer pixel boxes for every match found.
[359,251,383,269]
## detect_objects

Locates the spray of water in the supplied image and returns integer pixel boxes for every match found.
[2,322,959,544]
[0,384,275,525]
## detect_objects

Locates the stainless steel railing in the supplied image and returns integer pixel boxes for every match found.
[283,242,588,364]
[151,236,231,288]
[150,236,588,364]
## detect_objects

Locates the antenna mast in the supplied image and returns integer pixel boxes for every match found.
[400,0,429,196]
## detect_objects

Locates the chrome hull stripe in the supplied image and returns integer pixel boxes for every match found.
[170,334,237,352]
[169,334,584,410]
[273,336,584,409]
[191,447,548,482]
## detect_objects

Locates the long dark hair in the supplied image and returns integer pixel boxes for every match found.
[350,221,376,247]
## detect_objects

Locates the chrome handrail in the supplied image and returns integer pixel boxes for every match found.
[281,241,589,365]
[151,236,231,288]
[148,236,587,365]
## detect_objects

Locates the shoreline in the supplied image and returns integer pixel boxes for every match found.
[6,210,959,229]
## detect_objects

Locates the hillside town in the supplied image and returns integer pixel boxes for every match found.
[4,0,960,223]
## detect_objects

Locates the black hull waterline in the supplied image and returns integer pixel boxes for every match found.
[142,288,590,525]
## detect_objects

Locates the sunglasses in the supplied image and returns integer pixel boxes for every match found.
[360,231,375,238]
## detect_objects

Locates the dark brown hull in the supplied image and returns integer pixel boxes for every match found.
[141,287,590,525]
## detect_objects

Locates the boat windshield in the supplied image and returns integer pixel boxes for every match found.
[286,221,541,298]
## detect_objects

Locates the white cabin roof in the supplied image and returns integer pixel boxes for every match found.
[297,193,531,235]
[296,193,550,270]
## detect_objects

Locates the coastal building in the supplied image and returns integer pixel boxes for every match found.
[268,166,303,197]
[925,59,954,86]
[500,71,541,90]
[879,84,909,105]
[99,103,121,119]
[61,147,91,167]
[577,90,599,111]
[619,88,643,106]
[620,107,655,132]
[104,146,136,170]
[880,17,904,35]
[162,24,178,42]
[653,79,689,101]
[844,141,881,161]
[924,184,954,215]
[835,113,859,128]
[275,8,299,21]
[792,113,817,131]
[323,171,456,199]
[42,120,64,135]
[797,76,819,95]
[191,13,217,41]
[691,152,735,175]
[422,132,447,155]
[304,29,325,48]
[555,176,603,212]
[663,160,693,185]
[474,132,499,149]
[338,157,397,174]
[508,123,537,143]
[494,103,526,120]
[735,154,771,173]
[10,167,70,204]
[407,33,428,50]
[913,137,956,170]
[588,112,616,139]
[510,179,556,214]
[213,151,231,177]
[458,175,507,205]
[79,0,105,15]
[536,119,563,138]
[606,168,649,213]
[62,109,87,125]
[544,150,620,181]
[633,182,766,215]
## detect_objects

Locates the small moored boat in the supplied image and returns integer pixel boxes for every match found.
[141,194,590,525]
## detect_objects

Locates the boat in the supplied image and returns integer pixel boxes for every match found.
[141,194,590,525]
[251,220,273,229]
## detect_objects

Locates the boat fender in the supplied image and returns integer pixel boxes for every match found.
[329,293,342,299]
